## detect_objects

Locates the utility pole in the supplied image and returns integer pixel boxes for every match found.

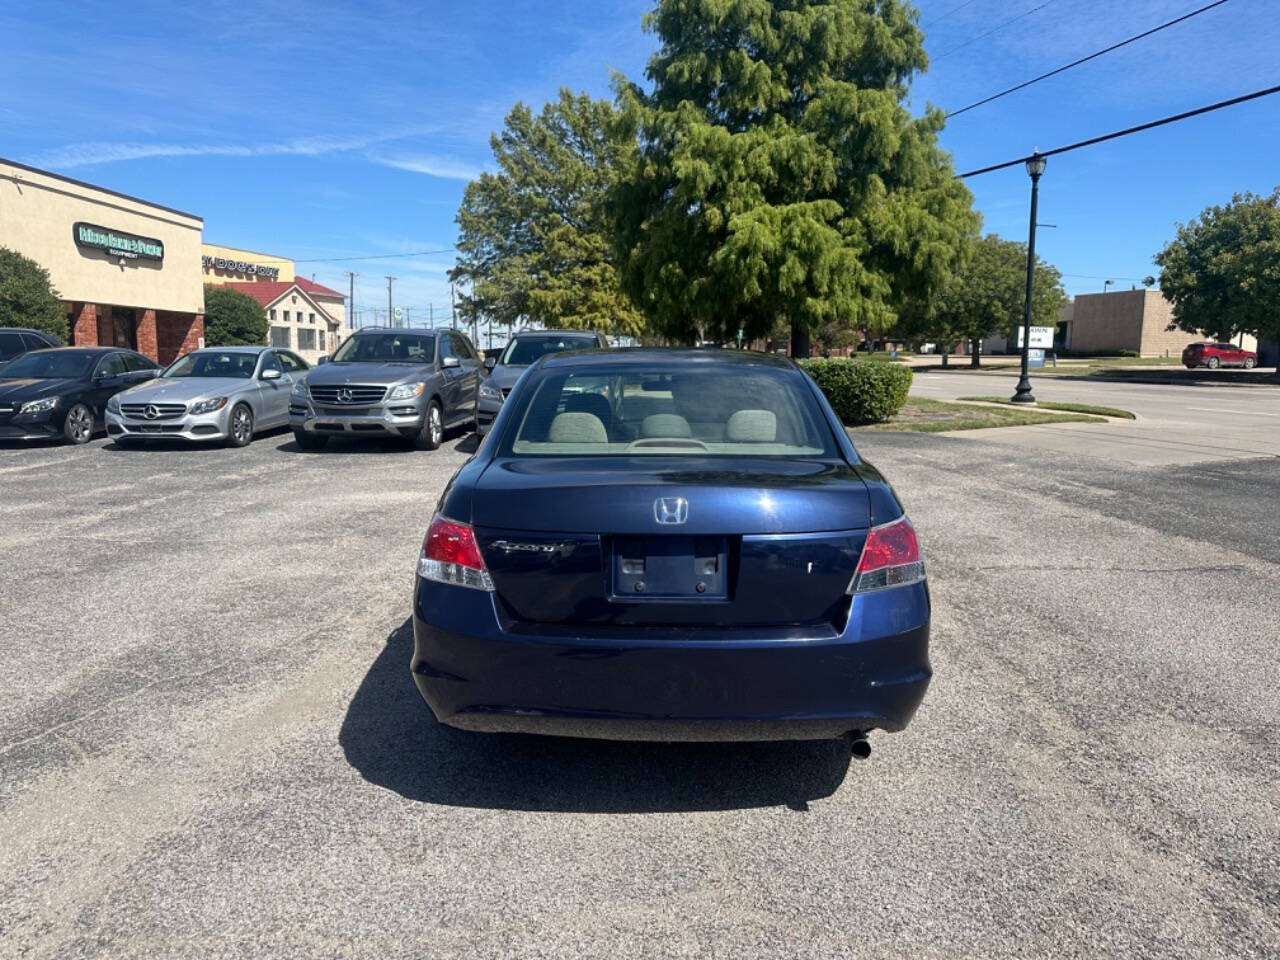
[345,272,358,329]
[429,303,434,327]
[405,307,412,327]
[386,276,396,328]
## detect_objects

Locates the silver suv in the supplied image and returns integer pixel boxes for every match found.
[290,328,482,450]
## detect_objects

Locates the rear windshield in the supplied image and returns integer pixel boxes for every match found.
[163,351,258,379]
[500,335,598,366]
[505,365,836,457]
[332,333,435,364]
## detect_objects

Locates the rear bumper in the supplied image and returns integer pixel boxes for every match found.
[411,579,932,742]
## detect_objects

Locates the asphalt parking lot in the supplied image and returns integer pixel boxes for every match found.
[1,423,1277,958]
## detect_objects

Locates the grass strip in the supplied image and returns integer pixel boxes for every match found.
[956,396,1136,419]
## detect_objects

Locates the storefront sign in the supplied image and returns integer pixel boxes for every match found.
[74,222,164,261]
[202,255,280,280]
[1016,326,1056,349]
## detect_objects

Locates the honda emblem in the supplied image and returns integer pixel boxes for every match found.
[653,497,689,525]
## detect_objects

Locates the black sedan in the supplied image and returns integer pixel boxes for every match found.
[411,349,931,751]
[0,347,160,443]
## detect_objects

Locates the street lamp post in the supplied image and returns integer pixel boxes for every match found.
[1103,279,1114,294]
[1011,151,1047,405]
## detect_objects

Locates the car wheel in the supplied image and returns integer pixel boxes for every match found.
[293,429,328,451]
[226,403,254,447]
[414,400,444,451]
[63,403,94,445]
[1244,356,1256,369]
[1206,356,1220,369]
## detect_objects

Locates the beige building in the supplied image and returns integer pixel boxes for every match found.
[1065,289,1257,357]
[222,279,349,365]
[201,242,292,284]
[0,157,204,363]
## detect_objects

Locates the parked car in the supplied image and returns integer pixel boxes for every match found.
[291,327,482,451]
[476,329,609,436]
[1182,342,1257,369]
[410,349,931,750]
[0,327,60,374]
[106,346,308,448]
[0,347,159,444]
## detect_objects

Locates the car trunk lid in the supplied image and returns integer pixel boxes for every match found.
[473,456,870,627]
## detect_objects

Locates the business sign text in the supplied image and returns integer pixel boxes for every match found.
[74,222,164,261]
[202,255,281,280]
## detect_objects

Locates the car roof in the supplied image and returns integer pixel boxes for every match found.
[190,345,268,353]
[352,326,447,336]
[31,346,118,356]
[511,330,600,340]
[0,327,56,336]
[538,347,794,370]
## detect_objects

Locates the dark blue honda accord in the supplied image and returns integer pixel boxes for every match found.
[411,349,930,748]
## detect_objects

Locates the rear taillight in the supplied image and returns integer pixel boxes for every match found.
[418,515,493,591]
[848,516,926,595]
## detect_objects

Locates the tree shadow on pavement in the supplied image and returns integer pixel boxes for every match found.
[339,618,855,813]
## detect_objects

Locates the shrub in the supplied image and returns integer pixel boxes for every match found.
[203,284,268,346]
[798,357,912,425]
[0,246,68,342]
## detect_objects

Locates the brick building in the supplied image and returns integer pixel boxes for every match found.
[1064,289,1258,357]
[0,157,205,365]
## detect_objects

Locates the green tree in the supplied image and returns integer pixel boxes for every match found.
[203,284,267,346]
[612,0,978,353]
[0,246,68,342]
[916,234,1065,367]
[451,90,645,336]
[1156,189,1280,373]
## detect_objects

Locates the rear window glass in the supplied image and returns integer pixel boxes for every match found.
[500,336,598,366]
[505,365,835,457]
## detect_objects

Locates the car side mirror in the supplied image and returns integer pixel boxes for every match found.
[261,367,283,380]
[484,356,496,371]
[317,356,329,365]
[442,355,461,369]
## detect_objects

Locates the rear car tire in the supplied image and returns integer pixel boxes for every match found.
[293,430,328,451]
[63,403,94,445]
[226,403,254,448]
[1244,356,1256,369]
[414,400,444,451]
[1207,356,1220,369]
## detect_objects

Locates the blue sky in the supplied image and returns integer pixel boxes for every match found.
[3,0,1277,321]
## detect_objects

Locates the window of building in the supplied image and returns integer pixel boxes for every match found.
[269,326,291,348]
[298,328,317,351]
[270,308,276,321]
[317,330,326,351]
[283,311,290,323]
[309,312,315,324]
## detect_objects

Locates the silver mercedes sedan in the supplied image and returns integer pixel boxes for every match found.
[105,346,309,447]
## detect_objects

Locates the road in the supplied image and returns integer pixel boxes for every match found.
[0,426,1277,958]
[908,367,1280,464]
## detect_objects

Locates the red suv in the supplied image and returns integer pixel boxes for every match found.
[1182,342,1257,369]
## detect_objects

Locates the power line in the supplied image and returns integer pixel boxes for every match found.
[955,82,1280,179]
[932,0,1060,63]
[294,247,456,264]
[946,0,1231,118]
[922,0,983,30]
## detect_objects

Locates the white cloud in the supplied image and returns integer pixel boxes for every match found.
[29,129,439,170]
[367,153,482,182]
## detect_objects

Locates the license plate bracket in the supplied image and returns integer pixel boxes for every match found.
[611,536,727,600]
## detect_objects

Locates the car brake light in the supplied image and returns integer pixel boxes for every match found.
[418,515,493,590]
[848,516,926,595]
